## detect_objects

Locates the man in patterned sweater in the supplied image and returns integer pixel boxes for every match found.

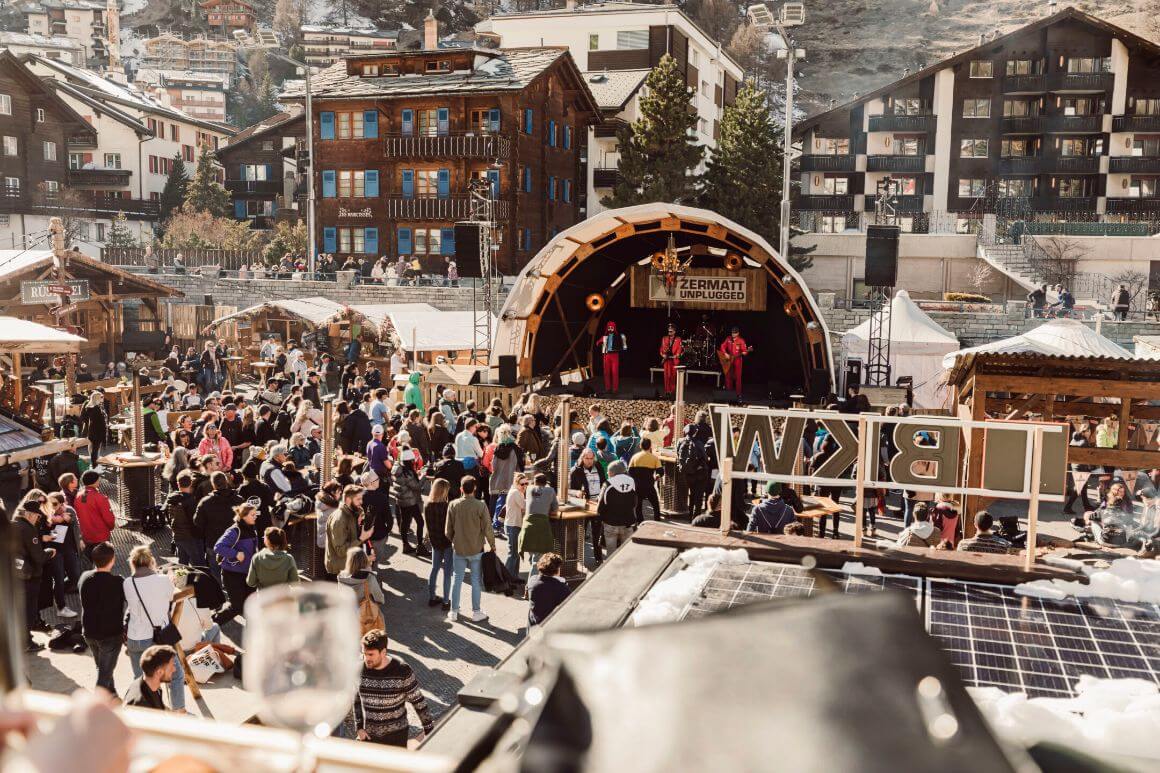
[354,629,436,746]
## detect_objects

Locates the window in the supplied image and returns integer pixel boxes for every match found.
[547,119,556,146]
[697,117,708,135]
[362,64,379,76]
[962,98,990,118]
[338,227,365,253]
[1003,99,1039,117]
[820,176,848,194]
[701,79,710,98]
[415,169,439,196]
[44,180,59,198]
[245,200,274,216]
[337,170,366,197]
[616,30,648,50]
[1064,57,1110,73]
[104,153,121,169]
[889,97,923,115]
[36,108,45,122]
[336,111,365,139]
[1005,59,1039,75]
[68,152,84,170]
[170,125,179,141]
[517,227,532,251]
[183,145,194,162]
[1060,96,1104,116]
[3,177,18,194]
[43,141,57,161]
[564,125,572,149]
[998,178,1032,197]
[261,140,274,151]
[424,60,451,73]
[969,60,993,78]
[410,227,442,255]
[895,136,922,156]
[958,178,987,197]
[242,164,269,180]
[588,33,599,50]
[1130,98,1160,116]
[891,176,918,195]
[320,111,335,139]
[1059,137,1101,156]
[1056,177,1090,197]
[1132,136,1160,157]
[818,137,850,155]
[3,136,16,156]
[960,138,988,158]
[816,215,847,234]
[523,108,533,134]
[1129,177,1159,198]
[1001,138,1038,157]
[469,108,500,132]
[322,169,336,197]
[0,94,10,115]
[95,223,106,242]
[563,179,572,203]
[416,109,445,137]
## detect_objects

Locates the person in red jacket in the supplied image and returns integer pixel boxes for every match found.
[718,327,752,399]
[658,323,683,395]
[74,470,115,562]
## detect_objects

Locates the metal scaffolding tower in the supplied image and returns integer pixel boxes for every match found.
[865,177,900,386]
[469,176,497,365]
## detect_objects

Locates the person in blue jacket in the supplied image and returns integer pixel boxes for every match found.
[213,502,261,623]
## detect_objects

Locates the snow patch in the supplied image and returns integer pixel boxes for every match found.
[629,548,749,627]
[1016,558,1160,604]
[969,677,1160,761]
[122,0,148,14]
[840,561,882,577]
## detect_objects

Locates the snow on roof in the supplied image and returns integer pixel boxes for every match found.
[300,25,400,39]
[0,31,84,50]
[0,317,85,352]
[582,69,648,110]
[0,250,55,283]
[209,297,349,329]
[349,302,436,335]
[941,318,1134,371]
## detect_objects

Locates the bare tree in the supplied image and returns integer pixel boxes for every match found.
[968,259,994,295]
[686,0,742,45]
[273,0,304,43]
[34,186,94,247]
[1027,236,1087,288]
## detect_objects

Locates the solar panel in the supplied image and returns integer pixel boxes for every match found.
[682,561,923,620]
[926,579,1160,698]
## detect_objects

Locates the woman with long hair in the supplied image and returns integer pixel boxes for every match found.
[337,546,385,619]
[423,478,453,609]
[212,502,261,623]
[79,391,107,462]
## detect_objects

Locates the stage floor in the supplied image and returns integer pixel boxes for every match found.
[555,375,800,406]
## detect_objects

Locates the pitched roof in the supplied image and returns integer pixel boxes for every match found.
[796,7,1160,134]
[281,47,597,113]
[45,79,152,137]
[0,250,182,298]
[221,108,303,149]
[0,30,84,50]
[0,51,91,135]
[582,68,648,111]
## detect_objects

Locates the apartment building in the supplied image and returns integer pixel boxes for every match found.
[21,0,110,67]
[139,34,237,81]
[199,0,257,35]
[794,8,1160,235]
[281,42,598,273]
[134,69,229,122]
[301,25,399,68]
[19,55,234,251]
[476,1,743,216]
[216,108,306,229]
[0,30,85,65]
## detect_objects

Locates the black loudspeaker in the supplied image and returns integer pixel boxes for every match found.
[808,369,830,402]
[497,355,518,386]
[845,358,863,391]
[454,223,482,278]
[865,225,900,287]
[204,295,213,306]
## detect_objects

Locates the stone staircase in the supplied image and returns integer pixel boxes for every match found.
[977,242,1038,291]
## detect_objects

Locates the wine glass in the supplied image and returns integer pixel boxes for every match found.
[243,584,362,770]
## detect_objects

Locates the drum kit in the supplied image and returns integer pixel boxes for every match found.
[673,322,718,370]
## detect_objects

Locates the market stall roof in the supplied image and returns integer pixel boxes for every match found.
[842,290,958,355]
[0,317,85,353]
[942,318,1133,384]
[0,249,182,299]
[205,296,348,330]
[386,308,492,352]
[349,302,437,335]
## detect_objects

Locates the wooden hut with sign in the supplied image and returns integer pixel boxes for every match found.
[0,248,182,363]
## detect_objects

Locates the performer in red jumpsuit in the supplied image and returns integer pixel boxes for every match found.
[718,326,752,398]
[599,320,627,394]
[659,322,683,395]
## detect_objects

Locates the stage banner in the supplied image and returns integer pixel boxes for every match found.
[630,266,767,311]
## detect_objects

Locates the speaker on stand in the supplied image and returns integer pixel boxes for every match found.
[864,225,900,287]
[454,222,482,278]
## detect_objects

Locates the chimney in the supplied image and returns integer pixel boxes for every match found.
[105,0,123,80]
[423,10,438,50]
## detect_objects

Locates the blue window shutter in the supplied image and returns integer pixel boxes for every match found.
[365,169,379,197]
[323,227,336,253]
[401,169,413,198]
[234,199,246,218]
[547,119,555,146]
[564,179,571,202]
[489,108,500,131]
[321,170,336,198]
[364,110,378,138]
[548,176,556,200]
[397,227,412,255]
[320,111,335,140]
[239,164,247,180]
[564,126,572,149]
[401,109,413,135]
[264,164,272,180]
[364,227,378,255]
[437,168,449,199]
[441,227,455,255]
[487,169,500,197]
[437,107,449,135]
[523,166,531,192]
[524,228,531,250]
[524,108,532,133]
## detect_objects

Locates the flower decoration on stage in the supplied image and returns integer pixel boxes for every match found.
[650,234,692,292]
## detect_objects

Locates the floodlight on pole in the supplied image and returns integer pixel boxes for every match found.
[775,4,805,267]
[298,65,317,275]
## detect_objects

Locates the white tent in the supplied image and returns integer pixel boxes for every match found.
[0,317,86,353]
[941,318,1132,370]
[841,290,959,408]
[386,308,494,353]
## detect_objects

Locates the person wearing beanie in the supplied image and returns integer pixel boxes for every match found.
[361,469,393,568]
[747,482,797,535]
[391,447,425,555]
[596,459,638,553]
[428,444,466,499]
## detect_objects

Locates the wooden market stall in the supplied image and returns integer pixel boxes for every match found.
[0,248,181,364]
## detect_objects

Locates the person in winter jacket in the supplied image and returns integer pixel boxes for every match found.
[586,419,613,456]
[366,424,392,479]
[519,474,558,581]
[192,472,243,582]
[197,422,233,470]
[610,422,640,463]
[326,485,373,577]
[428,445,466,499]
[391,448,425,554]
[488,426,524,529]
[14,498,54,651]
[246,527,300,589]
[597,460,638,553]
[747,483,798,534]
[675,424,711,517]
[166,470,203,567]
[359,470,392,568]
[73,469,115,559]
[213,503,261,623]
[896,502,937,548]
[403,371,424,413]
[338,401,372,456]
[404,410,432,459]
[516,414,544,459]
[423,478,453,610]
[79,391,108,462]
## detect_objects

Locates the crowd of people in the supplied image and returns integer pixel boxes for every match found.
[232,254,460,288]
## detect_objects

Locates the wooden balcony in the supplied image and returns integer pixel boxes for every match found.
[1109,157,1160,174]
[1003,73,1046,93]
[382,132,512,160]
[998,156,1040,174]
[1112,115,1160,132]
[1001,116,1045,134]
[867,113,933,132]
[0,187,160,220]
[863,194,923,212]
[796,194,855,211]
[1049,155,1101,173]
[1047,71,1113,92]
[592,167,621,188]
[800,154,856,172]
[1106,197,1160,215]
[383,194,510,220]
[1045,114,1103,133]
[67,168,132,187]
[225,178,282,195]
[866,154,925,173]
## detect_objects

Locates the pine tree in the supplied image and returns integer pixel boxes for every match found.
[159,154,188,223]
[105,211,136,248]
[602,54,703,208]
[184,146,231,217]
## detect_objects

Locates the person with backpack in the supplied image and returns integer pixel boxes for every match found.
[675,424,710,517]
[212,502,261,623]
[390,447,425,555]
[246,527,300,589]
[339,547,385,634]
[166,470,202,567]
[192,471,243,582]
[896,502,937,548]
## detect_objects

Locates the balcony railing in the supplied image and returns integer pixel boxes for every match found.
[1049,155,1101,173]
[592,167,621,188]
[1046,114,1103,133]
[1003,73,1046,93]
[866,154,925,173]
[867,113,934,132]
[1109,156,1160,174]
[67,168,132,186]
[799,154,856,172]
[994,195,1098,214]
[0,187,160,219]
[225,178,282,195]
[383,194,511,220]
[1106,197,1160,215]
[864,194,923,212]
[796,194,855,211]
[67,133,98,149]
[382,132,512,160]
[1047,71,1114,92]
[1001,116,1044,133]
[1112,115,1160,132]
[998,156,1040,174]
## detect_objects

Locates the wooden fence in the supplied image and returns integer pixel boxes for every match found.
[170,304,238,342]
[102,248,264,272]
